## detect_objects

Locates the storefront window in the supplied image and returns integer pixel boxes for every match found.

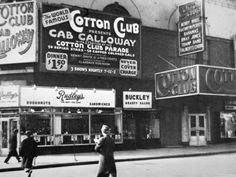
[61,114,89,145]
[137,117,160,140]
[123,111,160,142]
[123,113,136,140]
[220,112,236,138]
[20,114,52,145]
[20,108,122,146]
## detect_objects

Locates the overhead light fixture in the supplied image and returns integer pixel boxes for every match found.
[96,109,102,114]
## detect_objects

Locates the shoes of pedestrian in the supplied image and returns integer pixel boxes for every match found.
[25,169,30,173]
[27,170,32,177]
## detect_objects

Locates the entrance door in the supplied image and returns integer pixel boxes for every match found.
[189,114,207,146]
[0,118,19,155]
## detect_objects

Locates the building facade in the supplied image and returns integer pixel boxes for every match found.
[0,0,236,155]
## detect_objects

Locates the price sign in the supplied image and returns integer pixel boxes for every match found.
[46,52,68,71]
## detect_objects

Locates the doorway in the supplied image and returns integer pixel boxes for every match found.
[189,114,207,146]
[0,117,19,155]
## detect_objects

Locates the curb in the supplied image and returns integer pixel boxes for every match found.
[1,150,236,173]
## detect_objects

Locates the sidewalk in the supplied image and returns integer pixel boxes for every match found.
[1,143,236,172]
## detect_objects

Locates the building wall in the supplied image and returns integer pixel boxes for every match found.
[37,0,236,39]
[208,37,234,67]
[160,104,182,147]
[1,0,235,149]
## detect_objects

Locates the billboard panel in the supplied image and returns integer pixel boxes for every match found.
[39,4,141,78]
[178,0,205,56]
[0,0,37,64]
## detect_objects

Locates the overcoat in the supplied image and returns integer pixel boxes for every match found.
[94,136,116,177]
[8,134,18,156]
[20,137,38,169]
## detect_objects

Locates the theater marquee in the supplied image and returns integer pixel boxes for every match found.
[155,65,236,100]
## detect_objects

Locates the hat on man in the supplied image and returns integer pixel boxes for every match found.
[25,131,32,136]
[101,125,111,135]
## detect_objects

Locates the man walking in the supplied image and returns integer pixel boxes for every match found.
[4,129,21,164]
[94,125,117,177]
[20,131,38,177]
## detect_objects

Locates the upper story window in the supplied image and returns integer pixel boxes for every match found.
[103,2,130,17]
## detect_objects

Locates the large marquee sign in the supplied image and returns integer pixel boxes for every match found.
[199,66,236,96]
[155,65,236,100]
[39,3,141,78]
[178,0,205,56]
[155,66,198,99]
[0,0,37,64]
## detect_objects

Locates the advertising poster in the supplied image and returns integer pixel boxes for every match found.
[0,0,37,64]
[178,0,205,56]
[40,4,141,78]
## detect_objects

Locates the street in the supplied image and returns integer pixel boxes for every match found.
[1,153,236,177]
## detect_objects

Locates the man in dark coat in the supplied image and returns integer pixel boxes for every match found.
[4,129,21,164]
[20,131,38,177]
[94,125,117,177]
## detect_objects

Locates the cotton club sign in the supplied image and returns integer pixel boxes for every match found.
[155,65,236,100]
[40,4,141,78]
[0,0,36,64]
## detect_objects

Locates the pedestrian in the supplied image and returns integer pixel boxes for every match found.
[4,129,21,164]
[94,125,117,177]
[20,131,38,177]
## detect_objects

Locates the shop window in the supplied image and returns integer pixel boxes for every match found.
[20,108,122,146]
[123,112,160,141]
[61,114,89,145]
[220,112,236,138]
[136,117,160,140]
[123,113,136,140]
[20,114,52,145]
